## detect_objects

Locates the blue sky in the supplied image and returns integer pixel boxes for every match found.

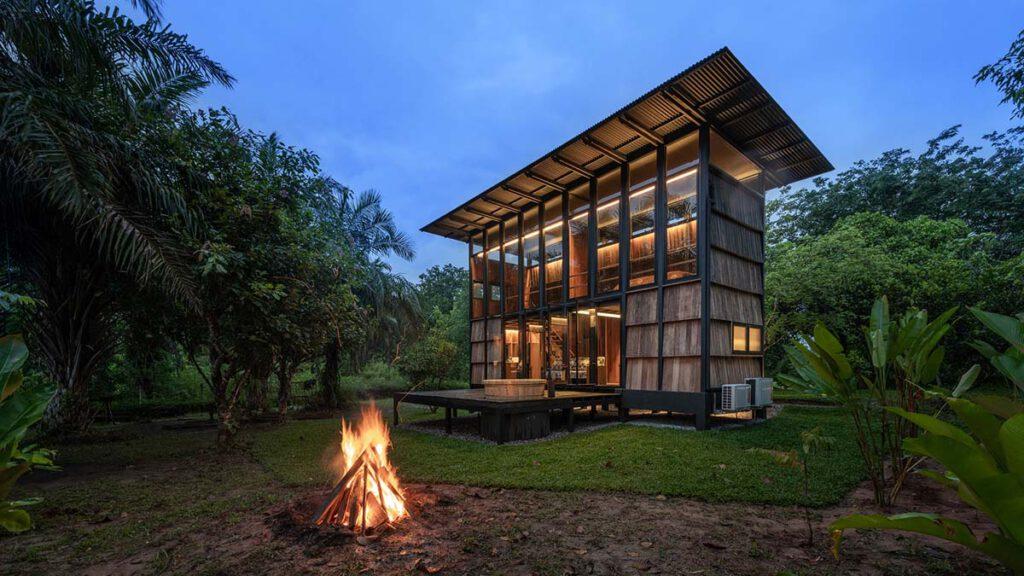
[153,0,1024,279]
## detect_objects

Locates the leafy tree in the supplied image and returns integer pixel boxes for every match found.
[417,264,470,381]
[0,0,232,430]
[976,28,1024,119]
[766,213,1015,378]
[397,328,458,388]
[768,126,1024,257]
[166,109,358,440]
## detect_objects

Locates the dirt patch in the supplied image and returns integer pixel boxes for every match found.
[2,434,1005,576]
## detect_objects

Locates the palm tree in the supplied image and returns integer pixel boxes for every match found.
[318,181,418,406]
[0,0,232,430]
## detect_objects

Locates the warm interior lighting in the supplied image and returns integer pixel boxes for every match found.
[596,311,621,319]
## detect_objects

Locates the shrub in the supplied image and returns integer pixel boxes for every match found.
[397,330,458,389]
[339,361,409,394]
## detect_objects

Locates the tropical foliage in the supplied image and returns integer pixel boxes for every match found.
[0,334,55,532]
[831,312,1024,574]
[778,298,957,507]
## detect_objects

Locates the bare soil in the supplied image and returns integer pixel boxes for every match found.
[3,441,1004,575]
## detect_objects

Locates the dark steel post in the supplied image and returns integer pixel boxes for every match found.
[697,124,712,429]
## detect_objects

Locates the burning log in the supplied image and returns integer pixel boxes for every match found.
[312,404,408,534]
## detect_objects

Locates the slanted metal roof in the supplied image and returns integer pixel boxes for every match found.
[422,47,832,241]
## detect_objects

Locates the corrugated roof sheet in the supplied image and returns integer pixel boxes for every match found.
[422,47,832,240]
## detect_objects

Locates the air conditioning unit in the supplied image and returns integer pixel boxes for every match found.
[746,378,773,407]
[721,383,751,412]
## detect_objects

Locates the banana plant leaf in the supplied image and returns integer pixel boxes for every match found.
[831,513,1024,574]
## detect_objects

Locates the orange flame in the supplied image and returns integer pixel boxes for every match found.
[318,403,408,531]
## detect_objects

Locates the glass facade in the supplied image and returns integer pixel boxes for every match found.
[595,169,621,293]
[628,152,657,287]
[470,234,484,319]
[665,133,698,280]
[466,127,763,388]
[522,208,541,309]
[486,227,502,316]
[502,217,520,313]
[567,184,589,299]
[543,197,564,305]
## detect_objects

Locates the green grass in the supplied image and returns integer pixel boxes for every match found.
[249,405,864,507]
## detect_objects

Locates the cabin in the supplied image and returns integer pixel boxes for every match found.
[421,48,831,429]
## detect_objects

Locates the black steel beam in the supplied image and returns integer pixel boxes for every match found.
[581,136,626,163]
[720,100,775,129]
[463,207,502,222]
[553,155,594,179]
[618,114,663,146]
[502,184,543,202]
[661,87,705,124]
[481,196,521,212]
[525,171,566,192]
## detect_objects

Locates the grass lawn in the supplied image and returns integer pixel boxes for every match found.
[249,404,863,507]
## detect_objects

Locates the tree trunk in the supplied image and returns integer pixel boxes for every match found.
[320,337,342,409]
[32,258,115,434]
[276,358,297,418]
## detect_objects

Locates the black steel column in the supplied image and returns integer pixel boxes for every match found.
[538,202,546,311]
[618,165,629,390]
[482,227,489,379]
[697,124,712,422]
[587,178,598,300]
[655,144,667,390]
[498,220,506,378]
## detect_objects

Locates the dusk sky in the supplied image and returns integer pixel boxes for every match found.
[151,1,1024,280]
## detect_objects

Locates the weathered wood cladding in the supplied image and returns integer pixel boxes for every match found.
[711,173,764,231]
[663,281,700,321]
[662,357,701,392]
[662,320,701,356]
[626,358,659,391]
[709,285,763,324]
[486,318,503,379]
[625,289,658,326]
[710,356,763,387]
[710,249,763,293]
[470,319,486,385]
[710,216,763,262]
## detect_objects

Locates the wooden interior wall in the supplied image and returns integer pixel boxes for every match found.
[470,319,486,385]
[707,172,765,388]
[625,289,658,390]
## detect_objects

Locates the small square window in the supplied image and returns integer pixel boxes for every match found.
[732,323,763,354]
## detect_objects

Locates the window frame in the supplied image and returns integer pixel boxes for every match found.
[730,322,763,355]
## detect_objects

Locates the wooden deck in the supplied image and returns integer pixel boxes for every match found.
[393,388,622,443]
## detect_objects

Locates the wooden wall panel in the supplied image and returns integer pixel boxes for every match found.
[709,285,763,324]
[662,320,701,356]
[626,289,658,326]
[710,216,763,263]
[663,282,700,322]
[709,357,763,387]
[471,364,485,385]
[471,342,485,363]
[711,249,763,294]
[713,176,764,231]
[626,325,659,358]
[709,320,733,356]
[662,358,700,392]
[471,320,486,343]
[486,319,502,378]
[626,358,659,390]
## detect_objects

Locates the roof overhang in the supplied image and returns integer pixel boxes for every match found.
[422,47,832,241]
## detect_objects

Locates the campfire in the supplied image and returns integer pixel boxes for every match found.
[312,404,408,534]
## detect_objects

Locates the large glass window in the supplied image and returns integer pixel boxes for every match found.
[595,170,621,293]
[504,319,521,377]
[628,152,657,288]
[486,227,502,316]
[543,197,563,305]
[523,208,541,309]
[666,134,698,280]
[502,218,520,314]
[568,184,589,299]
[470,234,484,318]
[546,312,567,384]
[524,314,544,378]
